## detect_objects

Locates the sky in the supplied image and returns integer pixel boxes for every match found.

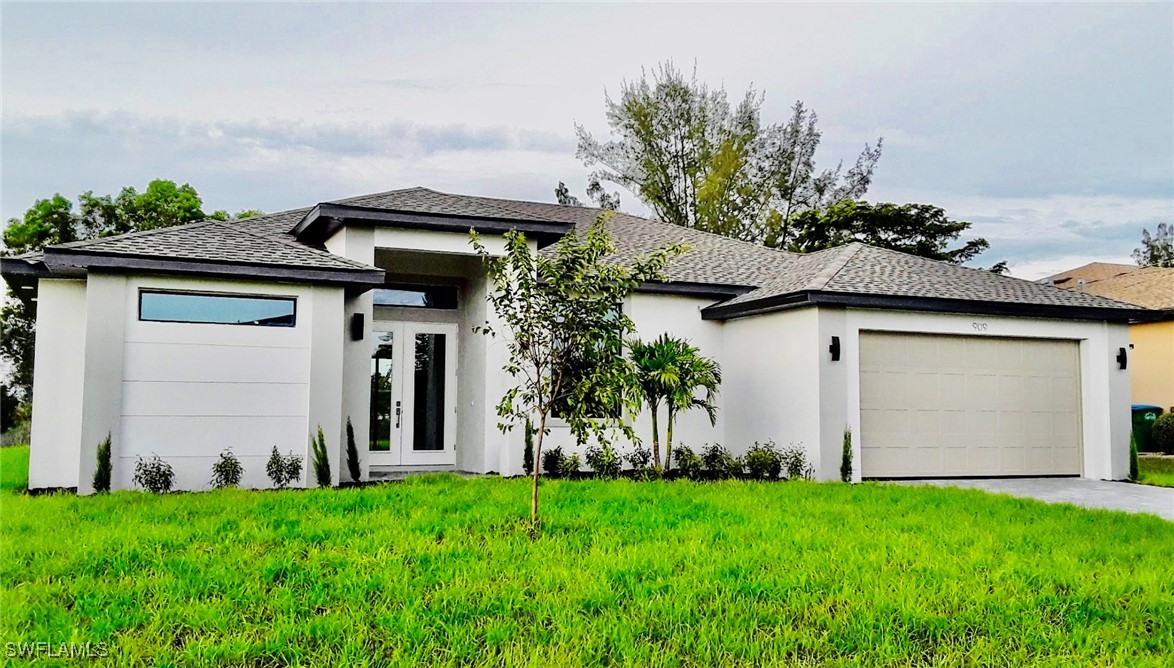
[3,2,1172,279]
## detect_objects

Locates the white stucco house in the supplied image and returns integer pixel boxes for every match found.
[1,187,1147,493]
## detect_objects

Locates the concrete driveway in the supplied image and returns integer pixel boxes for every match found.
[894,478,1174,521]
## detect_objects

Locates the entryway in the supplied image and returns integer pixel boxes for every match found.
[369,321,458,467]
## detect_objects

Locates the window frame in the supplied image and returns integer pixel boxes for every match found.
[372,283,460,310]
[137,288,298,328]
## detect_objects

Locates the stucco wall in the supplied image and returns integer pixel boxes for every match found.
[27,279,88,490]
[1130,321,1174,411]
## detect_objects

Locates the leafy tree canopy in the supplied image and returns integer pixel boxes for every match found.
[1134,223,1173,268]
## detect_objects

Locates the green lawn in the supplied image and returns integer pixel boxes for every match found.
[0,445,29,493]
[1,446,1172,667]
[1139,455,1174,488]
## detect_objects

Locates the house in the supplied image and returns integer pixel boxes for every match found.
[0,187,1148,492]
[1044,262,1174,411]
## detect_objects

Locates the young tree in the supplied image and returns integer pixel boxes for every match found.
[1133,223,1173,268]
[471,213,684,527]
[785,201,991,264]
[575,62,882,245]
[629,335,721,471]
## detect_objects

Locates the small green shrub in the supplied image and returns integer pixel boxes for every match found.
[1130,432,1139,482]
[92,434,112,493]
[673,446,704,481]
[210,449,243,489]
[523,418,535,475]
[841,427,853,482]
[266,446,303,489]
[345,418,361,483]
[311,426,331,487]
[625,445,653,471]
[701,444,742,479]
[744,441,782,480]
[133,455,175,493]
[584,445,622,479]
[542,446,566,476]
[558,453,582,478]
[780,445,814,481]
[1153,413,1174,455]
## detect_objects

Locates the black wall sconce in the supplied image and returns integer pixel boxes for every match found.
[350,313,365,341]
[1116,347,1127,370]
[829,336,841,362]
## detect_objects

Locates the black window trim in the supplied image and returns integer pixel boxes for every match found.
[137,288,298,328]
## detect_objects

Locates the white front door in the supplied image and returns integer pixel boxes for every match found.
[368,322,458,467]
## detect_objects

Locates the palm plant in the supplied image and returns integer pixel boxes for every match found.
[629,334,721,470]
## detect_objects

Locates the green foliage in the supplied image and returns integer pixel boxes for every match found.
[629,334,722,470]
[1129,434,1139,482]
[92,434,112,493]
[1138,455,1174,488]
[841,427,854,483]
[1152,413,1174,455]
[701,444,742,479]
[132,455,175,494]
[523,418,534,475]
[0,445,28,492]
[1133,222,1173,268]
[787,200,990,264]
[310,427,331,488]
[2,194,78,254]
[554,179,621,210]
[743,442,782,480]
[780,445,815,481]
[558,454,582,478]
[541,447,566,477]
[4,474,1172,666]
[210,450,244,489]
[345,418,361,483]
[672,446,705,481]
[471,212,684,524]
[266,446,303,489]
[0,299,36,401]
[0,384,18,433]
[576,61,882,245]
[583,445,622,479]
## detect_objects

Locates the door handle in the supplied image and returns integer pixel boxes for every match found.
[395,401,402,428]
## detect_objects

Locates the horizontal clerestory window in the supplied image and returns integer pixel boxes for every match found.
[138,290,297,327]
[373,284,459,310]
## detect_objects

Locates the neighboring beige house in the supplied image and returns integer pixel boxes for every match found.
[1045,263,1174,411]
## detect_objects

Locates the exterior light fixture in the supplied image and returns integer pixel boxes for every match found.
[829,336,841,362]
[1116,347,1128,370]
[350,313,365,341]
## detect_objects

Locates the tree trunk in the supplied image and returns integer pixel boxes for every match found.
[664,408,675,472]
[650,405,661,471]
[530,413,547,533]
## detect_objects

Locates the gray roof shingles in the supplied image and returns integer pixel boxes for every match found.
[15,185,1142,315]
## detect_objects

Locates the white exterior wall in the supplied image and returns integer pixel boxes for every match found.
[329,226,376,483]
[27,279,88,490]
[822,308,1132,481]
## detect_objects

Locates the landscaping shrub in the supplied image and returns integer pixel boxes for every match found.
[310,426,331,487]
[132,455,175,493]
[1153,413,1174,455]
[841,427,853,482]
[558,453,582,478]
[266,446,303,489]
[673,446,704,481]
[701,443,742,479]
[523,418,535,475]
[780,445,815,481]
[92,433,112,493]
[210,449,243,489]
[542,446,566,476]
[345,418,361,483]
[744,441,782,480]
[625,445,653,471]
[1130,432,1139,482]
[584,445,622,479]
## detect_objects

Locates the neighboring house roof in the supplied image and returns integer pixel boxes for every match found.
[0,186,1151,322]
[1044,262,1174,312]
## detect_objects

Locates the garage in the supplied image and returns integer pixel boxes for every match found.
[859,332,1083,478]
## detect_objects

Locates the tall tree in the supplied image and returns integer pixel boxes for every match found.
[554,178,620,211]
[471,214,684,529]
[1134,223,1173,268]
[575,62,882,246]
[786,201,991,264]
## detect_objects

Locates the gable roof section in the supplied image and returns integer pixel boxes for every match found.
[1044,262,1174,311]
[39,220,383,286]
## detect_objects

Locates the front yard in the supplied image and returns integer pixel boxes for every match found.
[1,445,1172,666]
[1139,454,1174,488]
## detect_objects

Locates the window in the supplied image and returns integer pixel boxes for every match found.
[139,290,296,327]
[373,284,458,310]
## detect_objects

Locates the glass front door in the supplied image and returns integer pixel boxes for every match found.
[369,322,457,466]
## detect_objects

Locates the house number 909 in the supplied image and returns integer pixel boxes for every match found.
[972,322,989,332]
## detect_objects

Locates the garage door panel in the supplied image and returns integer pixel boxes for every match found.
[860,333,1082,478]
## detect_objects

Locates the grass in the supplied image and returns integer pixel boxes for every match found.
[0,445,29,493]
[1138,455,1174,488]
[1,445,1172,667]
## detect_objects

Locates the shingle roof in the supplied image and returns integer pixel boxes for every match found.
[1045,262,1174,310]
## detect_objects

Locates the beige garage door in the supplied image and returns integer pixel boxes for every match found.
[859,332,1082,478]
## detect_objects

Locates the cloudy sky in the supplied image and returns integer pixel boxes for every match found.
[3,2,1171,278]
